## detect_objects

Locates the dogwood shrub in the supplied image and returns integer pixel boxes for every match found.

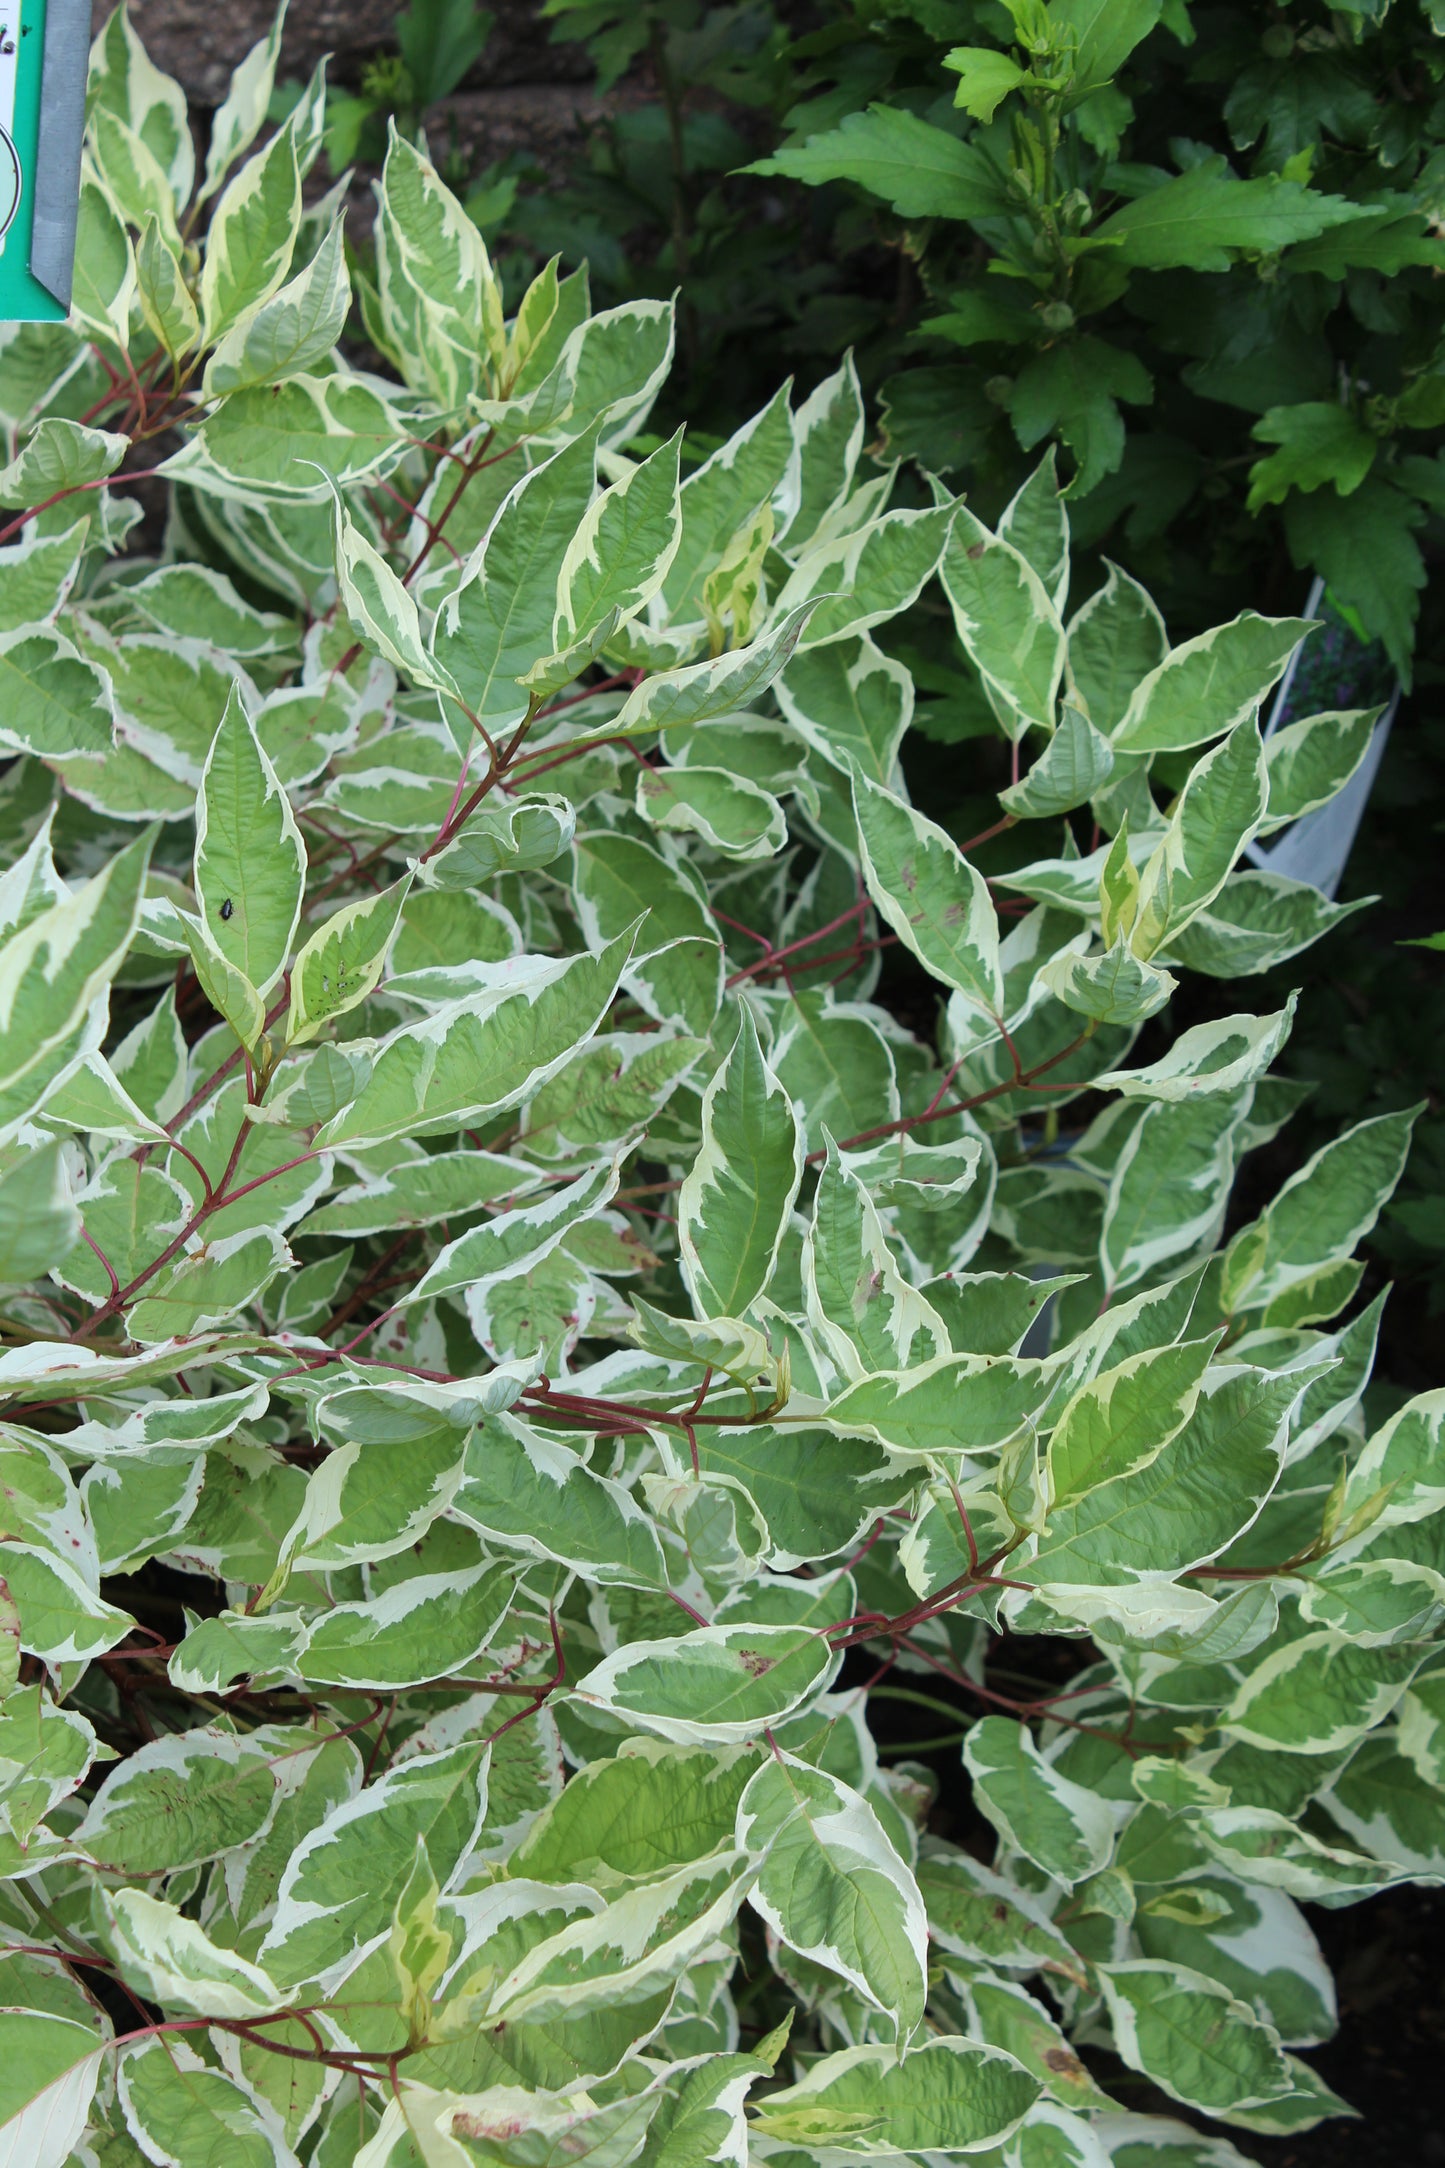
[0,13,1439,2166]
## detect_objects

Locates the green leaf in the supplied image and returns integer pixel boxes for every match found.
[945,47,1029,122]
[851,769,1002,1017]
[205,215,351,396]
[1114,615,1312,754]
[521,1031,704,1160]
[430,427,599,731]
[1282,474,1424,679]
[1259,708,1378,832]
[262,1740,490,1990]
[103,1889,286,2018]
[0,2009,104,2168]
[451,1409,668,1588]
[963,1717,1118,1887]
[1247,402,1377,513]
[753,2037,1040,2153]
[200,127,302,344]
[286,875,412,1046]
[749,107,1015,221]
[1287,209,1445,278]
[194,688,305,995]
[574,1623,840,1745]
[679,1010,801,1319]
[1093,159,1369,271]
[739,1751,927,2034]
[940,505,1066,735]
[408,1158,622,1315]
[1054,0,1166,100]
[118,2037,299,2167]
[1224,1104,1419,1310]
[0,418,129,507]
[1009,338,1154,496]
[1098,1961,1293,2114]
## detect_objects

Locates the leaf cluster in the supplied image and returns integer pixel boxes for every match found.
[0,12,1442,2166]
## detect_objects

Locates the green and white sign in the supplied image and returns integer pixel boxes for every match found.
[0,0,87,322]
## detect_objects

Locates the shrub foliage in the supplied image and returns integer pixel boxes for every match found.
[0,13,1442,2166]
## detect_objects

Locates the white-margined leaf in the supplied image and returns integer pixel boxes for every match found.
[194,687,305,996]
[737,1750,927,2035]
[679,1010,801,1320]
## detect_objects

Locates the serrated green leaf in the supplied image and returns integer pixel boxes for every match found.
[749,107,1015,221]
